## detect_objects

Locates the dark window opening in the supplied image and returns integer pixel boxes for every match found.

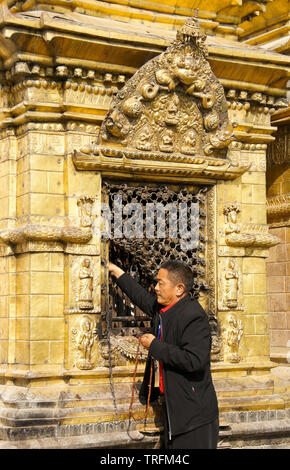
[102,181,209,336]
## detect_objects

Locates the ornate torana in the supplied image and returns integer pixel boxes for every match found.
[74,16,247,182]
[98,15,233,158]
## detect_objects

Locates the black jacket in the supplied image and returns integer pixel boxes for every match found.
[116,273,219,438]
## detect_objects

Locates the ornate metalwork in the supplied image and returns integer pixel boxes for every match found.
[102,181,208,336]
[96,16,233,158]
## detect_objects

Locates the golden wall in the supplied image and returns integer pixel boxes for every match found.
[0,0,289,448]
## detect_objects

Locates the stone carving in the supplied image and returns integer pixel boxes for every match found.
[71,315,97,369]
[74,148,249,182]
[224,203,241,235]
[218,257,243,311]
[222,314,243,363]
[225,258,239,309]
[70,256,99,313]
[77,195,95,228]
[79,15,234,161]
[135,124,153,151]
[0,224,93,255]
[223,203,280,248]
[78,258,94,310]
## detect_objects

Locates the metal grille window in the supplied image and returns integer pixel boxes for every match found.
[102,181,208,336]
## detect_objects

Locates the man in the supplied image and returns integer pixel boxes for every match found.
[108,259,219,449]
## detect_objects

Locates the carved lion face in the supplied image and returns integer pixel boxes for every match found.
[172,53,197,85]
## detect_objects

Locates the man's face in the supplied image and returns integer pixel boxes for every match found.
[154,268,185,306]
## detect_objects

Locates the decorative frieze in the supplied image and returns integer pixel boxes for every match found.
[0,224,92,251]
[225,88,288,111]
[73,148,249,182]
[0,191,100,255]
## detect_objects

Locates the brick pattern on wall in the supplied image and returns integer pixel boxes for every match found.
[266,227,290,348]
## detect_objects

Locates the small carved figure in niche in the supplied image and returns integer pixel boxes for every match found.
[72,315,97,369]
[181,129,197,155]
[223,314,243,363]
[79,258,94,309]
[159,129,174,153]
[136,124,153,151]
[225,258,239,309]
[223,203,241,234]
[164,94,179,125]
[77,195,95,228]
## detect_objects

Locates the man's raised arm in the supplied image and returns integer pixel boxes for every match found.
[107,262,157,317]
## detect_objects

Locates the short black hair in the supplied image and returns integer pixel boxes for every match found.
[159,260,194,294]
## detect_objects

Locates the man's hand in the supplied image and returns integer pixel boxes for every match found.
[140,334,156,350]
[108,262,125,279]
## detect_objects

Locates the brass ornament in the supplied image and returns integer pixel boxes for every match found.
[82,16,234,161]
[99,335,148,367]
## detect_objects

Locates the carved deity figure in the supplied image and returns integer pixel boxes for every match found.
[78,258,94,309]
[77,195,95,228]
[181,129,197,155]
[159,129,174,152]
[72,315,97,369]
[225,258,239,309]
[164,94,179,125]
[223,203,241,234]
[223,314,243,363]
[136,124,153,151]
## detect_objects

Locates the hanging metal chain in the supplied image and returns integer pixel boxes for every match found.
[129,337,153,422]
[102,238,153,442]
[103,241,119,423]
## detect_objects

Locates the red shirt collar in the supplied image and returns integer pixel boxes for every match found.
[160,300,178,313]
